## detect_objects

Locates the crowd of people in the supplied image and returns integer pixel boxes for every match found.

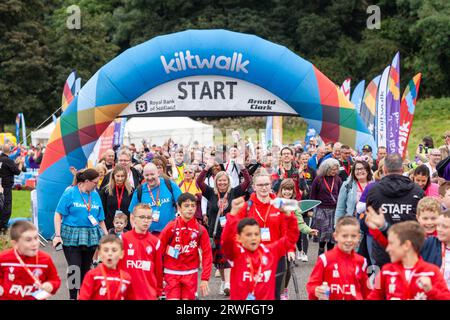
[0,129,449,300]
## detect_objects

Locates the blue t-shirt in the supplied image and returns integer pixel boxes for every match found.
[56,186,105,227]
[128,178,182,232]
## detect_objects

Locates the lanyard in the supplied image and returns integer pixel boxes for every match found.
[343,161,351,176]
[78,186,91,213]
[356,181,364,193]
[116,185,125,210]
[147,184,160,207]
[217,192,228,216]
[181,180,194,194]
[254,203,272,228]
[226,161,236,173]
[14,250,41,287]
[176,165,184,178]
[323,176,335,195]
[100,264,124,300]
[247,250,264,295]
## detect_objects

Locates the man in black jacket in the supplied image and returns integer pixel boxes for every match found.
[0,143,24,233]
[365,153,424,267]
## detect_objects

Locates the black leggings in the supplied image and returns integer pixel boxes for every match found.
[274,257,287,300]
[63,245,96,300]
[319,241,334,255]
[297,216,311,254]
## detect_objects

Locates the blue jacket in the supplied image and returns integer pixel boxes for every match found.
[421,236,442,267]
[334,178,357,225]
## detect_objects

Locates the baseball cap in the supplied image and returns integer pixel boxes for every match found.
[362,145,372,152]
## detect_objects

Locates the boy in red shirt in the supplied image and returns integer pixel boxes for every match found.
[0,221,60,300]
[368,220,450,300]
[79,235,134,300]
[221,197,299,300]
[160,192,212,300]
[306,216,371,300]
[119,203,163,300]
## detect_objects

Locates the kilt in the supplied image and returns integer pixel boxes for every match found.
[212,237,231,270]
[61,224,104,247]
[312,207,335,243]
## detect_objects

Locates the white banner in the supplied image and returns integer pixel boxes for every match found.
[376,66,390,148]
[119,75,296,117]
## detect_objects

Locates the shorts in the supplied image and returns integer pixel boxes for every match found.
[164,272,198,300]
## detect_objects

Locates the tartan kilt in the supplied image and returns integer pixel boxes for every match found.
[312,207,336,243]
[61,224,104,247]
[212,237,231,270]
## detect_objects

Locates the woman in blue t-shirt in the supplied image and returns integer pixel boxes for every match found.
[53,168,107,300]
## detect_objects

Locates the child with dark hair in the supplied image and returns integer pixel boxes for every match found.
[413,164,439,198]
[159,192,212,300]
[221,197,299,300]
[0,221,61,300]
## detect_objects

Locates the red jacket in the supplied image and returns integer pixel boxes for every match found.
[79,264,134,300]
[0,249,60,300]
[237,193,295,253]
[368,257,450,300]
[221,213,299,300]
[370,229,438,249]
[159,216,213,281]
[306,246,370,300]
[119,229,163,300]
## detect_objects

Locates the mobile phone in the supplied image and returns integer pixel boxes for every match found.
[54,242,63,251]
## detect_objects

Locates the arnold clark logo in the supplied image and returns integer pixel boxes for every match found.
[160,50,249,74]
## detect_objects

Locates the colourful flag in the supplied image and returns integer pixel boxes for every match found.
[113,118,127,147]
[340,78,351,100]
[350,80,365,114]
[360,75,380,138]
[398,73,422,159]
[266,116,273,150]
[61,71,77,111]
[20,113,27,147]
[15,114,21,142]
[376,66,391,148]
[386,52,401,153]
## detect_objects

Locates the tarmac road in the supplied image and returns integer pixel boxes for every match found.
[43,240,318,300]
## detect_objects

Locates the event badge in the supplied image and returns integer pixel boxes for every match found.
[246,293,256,300]
[152,211,160,223]
[166,246,180,259]
[115,210,123,216]
[219,216,227,227]
[88,214,98,226]
[32,289,52,300]
[261,228,271,242]
[339,166,344,171]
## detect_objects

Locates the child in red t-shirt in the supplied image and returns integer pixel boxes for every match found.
[160,192,212,300]
[0,221,61,300]
[221,197,299,300]
[368,221,450,300]
[79,235,134,300]
[307,216,371,300]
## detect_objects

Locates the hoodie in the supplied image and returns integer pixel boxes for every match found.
[366,174,424,267]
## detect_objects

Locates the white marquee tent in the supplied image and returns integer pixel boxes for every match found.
[31,117,214,147]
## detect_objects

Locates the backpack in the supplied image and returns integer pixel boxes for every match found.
[136,177,176,208]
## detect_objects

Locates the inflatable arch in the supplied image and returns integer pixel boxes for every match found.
[37,29,375,238]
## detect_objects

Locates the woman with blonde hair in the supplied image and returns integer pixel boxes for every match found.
[196,157,251,296]
[99,165,134,230]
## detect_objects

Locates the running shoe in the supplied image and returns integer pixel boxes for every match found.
[223,282,230,296]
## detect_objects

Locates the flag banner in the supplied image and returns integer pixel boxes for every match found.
[340,78,351,100]
[360,75,381,138]
[398,73,422,159]
[20,113,27,147]
[350,80,365,114]
[113,118,127,146]
[15,113,21,142]
[61,71,76,112]
[376,66,391,148]
[266,116,273,150]
[386,52,401,153]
